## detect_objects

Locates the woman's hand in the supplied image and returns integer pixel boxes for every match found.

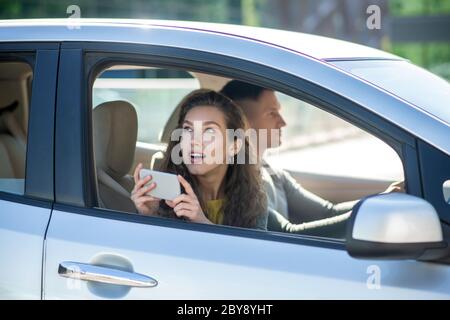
[165,175,212,224]
[131,163,160,215]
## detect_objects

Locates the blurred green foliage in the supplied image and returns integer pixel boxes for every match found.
[390,0,450,16]
[389,0,450,80]
[0,0,241,22]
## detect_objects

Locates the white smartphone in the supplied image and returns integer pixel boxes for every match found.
[139,169,181,201]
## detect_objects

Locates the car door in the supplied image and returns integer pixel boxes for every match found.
[43,40,450,299]
[0,43,58,299]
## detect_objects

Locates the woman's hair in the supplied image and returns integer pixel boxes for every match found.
[158,89,267,228]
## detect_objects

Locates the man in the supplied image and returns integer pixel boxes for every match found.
[220,80,402,229]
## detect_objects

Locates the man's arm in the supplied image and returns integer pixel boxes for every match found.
[281,170,357,224]
[267,208,349,239]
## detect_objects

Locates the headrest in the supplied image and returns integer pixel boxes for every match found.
[0,100,19,134]
[93,100,137,180]
[0,100,18,113]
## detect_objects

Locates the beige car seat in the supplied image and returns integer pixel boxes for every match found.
[93,100,138,212]
[0,100,26,179]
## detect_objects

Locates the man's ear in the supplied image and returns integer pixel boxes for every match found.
[228,138,243,157]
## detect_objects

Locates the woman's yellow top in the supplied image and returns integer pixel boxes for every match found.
[205,198,268,231]
[206,199,225,224]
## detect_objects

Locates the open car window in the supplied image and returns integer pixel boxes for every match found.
[0,61,32,195]
[91,64,405,241]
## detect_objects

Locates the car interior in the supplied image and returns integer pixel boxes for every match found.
[91,65,405,239]
[0,61,32,195]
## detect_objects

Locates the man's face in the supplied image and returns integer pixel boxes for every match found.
[239,90,286,150]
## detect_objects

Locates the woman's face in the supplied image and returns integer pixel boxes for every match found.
[180,105,230,177]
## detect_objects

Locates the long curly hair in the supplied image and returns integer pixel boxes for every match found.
[158,89,267,228]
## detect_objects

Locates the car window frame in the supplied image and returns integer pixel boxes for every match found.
[54,41,423,250]
[417,140,450,224]
[0,42,58,208]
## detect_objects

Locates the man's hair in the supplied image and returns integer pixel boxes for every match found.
[220,80,271,102]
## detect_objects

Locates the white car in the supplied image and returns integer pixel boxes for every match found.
[0,19,449,299]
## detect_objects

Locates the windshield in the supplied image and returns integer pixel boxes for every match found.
[332,60,450,125]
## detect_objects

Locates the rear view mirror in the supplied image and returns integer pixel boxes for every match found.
[346,193,448,260]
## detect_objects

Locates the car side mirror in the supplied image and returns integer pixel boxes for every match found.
[346,193,448,260]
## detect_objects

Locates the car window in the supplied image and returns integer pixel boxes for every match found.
[91,65,405,241]
[93,67,200,145]
[0,61,32,195]
[269,92,404,182]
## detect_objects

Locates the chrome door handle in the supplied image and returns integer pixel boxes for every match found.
[58,261,158,287]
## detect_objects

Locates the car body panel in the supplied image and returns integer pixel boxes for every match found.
[44,210,450,299]
[0,45,57,300]
[0,200,51,299]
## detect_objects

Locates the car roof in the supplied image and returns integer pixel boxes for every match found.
[0,18,402,61]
